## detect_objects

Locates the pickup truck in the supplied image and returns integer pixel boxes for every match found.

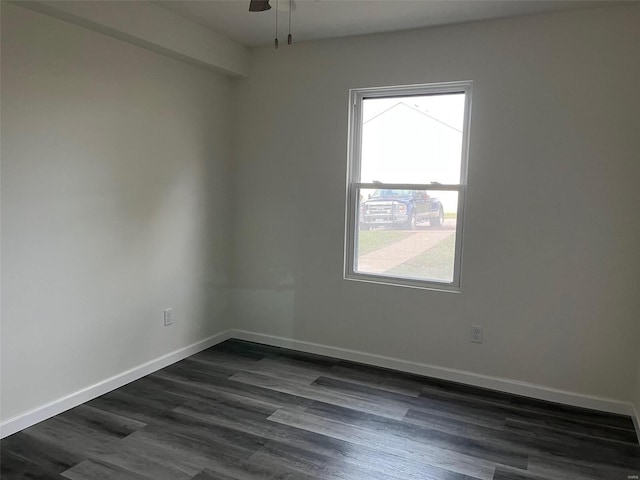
[360,189,444,230]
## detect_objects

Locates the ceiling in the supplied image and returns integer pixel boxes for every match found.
[155,0,614,47]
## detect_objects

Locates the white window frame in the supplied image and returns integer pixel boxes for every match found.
[344,81,472,292]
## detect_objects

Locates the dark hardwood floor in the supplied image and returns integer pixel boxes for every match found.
[2,339,639,480]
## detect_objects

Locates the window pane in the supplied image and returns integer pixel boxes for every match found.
[355,188,458,283]
[361,93,465,184]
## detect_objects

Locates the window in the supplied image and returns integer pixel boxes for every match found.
[345,82,472,291]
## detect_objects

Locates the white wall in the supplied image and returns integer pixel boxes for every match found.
[17,0,250,76]
[3,1,640,427]
[231,5,640,404]
[636,357,640,422]
[1,3,234,422]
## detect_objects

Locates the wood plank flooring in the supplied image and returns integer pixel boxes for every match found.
[2,339,639,480]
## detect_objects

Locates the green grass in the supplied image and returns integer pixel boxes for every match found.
[357,230,413,256]
[387,234,456,282]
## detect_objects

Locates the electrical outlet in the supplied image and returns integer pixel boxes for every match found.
[164,308,173,327]
[471,325,483,343]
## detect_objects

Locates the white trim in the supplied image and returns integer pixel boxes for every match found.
[230,329,635,417]
[633,404,640,443]
[0,330,232,439]
[3,328,635,439]
[355,183,464,191]
[344,81,472,291]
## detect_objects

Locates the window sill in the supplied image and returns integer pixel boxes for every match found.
[344,272,461,293]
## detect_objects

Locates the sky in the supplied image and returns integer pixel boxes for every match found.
[360,92,466,213]
[362,92,465,131]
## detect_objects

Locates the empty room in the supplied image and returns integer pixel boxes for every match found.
[1,0,639,479]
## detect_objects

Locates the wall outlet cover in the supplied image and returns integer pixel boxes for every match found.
[471,325,483,343]
[164,308,173,327]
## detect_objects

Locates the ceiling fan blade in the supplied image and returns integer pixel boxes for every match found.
[249,0,271,12]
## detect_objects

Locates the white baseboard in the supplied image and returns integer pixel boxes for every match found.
[2,328,636,439]
[633,405,640,443]
[0,330,233,439]
[230,329,636,417]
